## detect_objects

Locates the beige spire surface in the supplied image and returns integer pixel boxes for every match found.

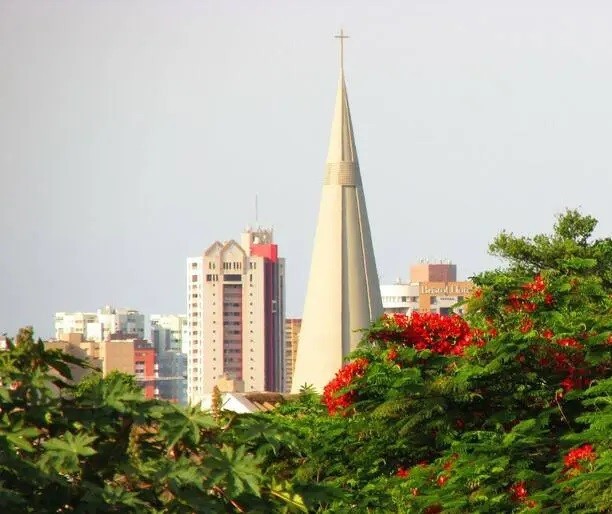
[291,32,383,393]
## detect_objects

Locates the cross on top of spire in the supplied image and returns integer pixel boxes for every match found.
[334,29,349,71]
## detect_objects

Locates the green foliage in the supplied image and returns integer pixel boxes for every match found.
[259,210,612,512]
[2,210,610,512]
[0,329,333,512]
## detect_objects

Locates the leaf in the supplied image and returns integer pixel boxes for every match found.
[205,444,263,497]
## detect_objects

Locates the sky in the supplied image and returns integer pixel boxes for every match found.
[1,1,611,338]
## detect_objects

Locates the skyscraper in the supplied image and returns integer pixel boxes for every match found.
[187,227,285,404]
[291,32,383,393]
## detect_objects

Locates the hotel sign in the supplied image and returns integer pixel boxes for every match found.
[420,282,474,295]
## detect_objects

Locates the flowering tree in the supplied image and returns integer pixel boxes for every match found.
[288,210,612,512]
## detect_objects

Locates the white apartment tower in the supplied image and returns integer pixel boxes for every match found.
[187,228,285,404]
[291,33,383,393]
[150,314,188,353]
[54,306,145,342]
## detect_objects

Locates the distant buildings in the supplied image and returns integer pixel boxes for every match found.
[54,306,145,342]
[47,332,157,399]
[187,227,286,404]
[150,314,188,404]
[381,262,474,316]
[284,318,302,393]
[150,314,187,353]
[157,351,187,404]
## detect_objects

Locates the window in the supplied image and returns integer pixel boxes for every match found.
[192,274,198,282]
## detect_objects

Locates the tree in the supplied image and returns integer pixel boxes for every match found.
[0,328,333,512]
[266,210,612,512]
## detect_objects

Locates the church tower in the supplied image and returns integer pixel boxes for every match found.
[291,32,383,393]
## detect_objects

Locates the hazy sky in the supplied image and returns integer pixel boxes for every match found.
[1,1,611,338]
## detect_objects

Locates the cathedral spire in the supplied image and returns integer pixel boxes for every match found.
[291,32,383,393]
[327,29,358,170]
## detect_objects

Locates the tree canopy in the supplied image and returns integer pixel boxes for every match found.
[1,210,610,512]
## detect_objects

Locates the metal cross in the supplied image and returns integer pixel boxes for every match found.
[334,29,349,70]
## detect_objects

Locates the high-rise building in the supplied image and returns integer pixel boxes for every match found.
[187,227,285,404]
[284,318,302,393]
[292,33,383,393]
[150,314,188,404]
[54,306,145,342]
[150,314,187,353]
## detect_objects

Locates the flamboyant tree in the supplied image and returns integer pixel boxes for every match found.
[307,210,612,513]
[261,210,611,513]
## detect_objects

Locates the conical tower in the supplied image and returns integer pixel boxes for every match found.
[291,32,383,393]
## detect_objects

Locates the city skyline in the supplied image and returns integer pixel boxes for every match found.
[2,1,612,338]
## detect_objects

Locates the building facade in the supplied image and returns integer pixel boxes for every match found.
[187,227,285,404]
[284,318,302,393]
[48,333,157,399]
[150,314,187,353]
[150,314,188,404]
[54,306,145,342]
[381,262,474,317]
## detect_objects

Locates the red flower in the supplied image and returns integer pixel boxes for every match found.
[544,293,555,305]
[322,358,368,415]
[510,481,529,501]
[564,444,596,473]
[556,337,582,349]
[387,348,398,361]
[396,467,410,478]
[444,453,459,469]
[379,312,482,356]
[436,474,448,486]
[520,318,534,334]
[523,301,537,313]
[541,329,554,340]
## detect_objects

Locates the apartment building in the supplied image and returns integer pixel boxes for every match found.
[187,227,285,403]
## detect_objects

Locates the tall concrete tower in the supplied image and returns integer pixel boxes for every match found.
[291,31,383,393]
